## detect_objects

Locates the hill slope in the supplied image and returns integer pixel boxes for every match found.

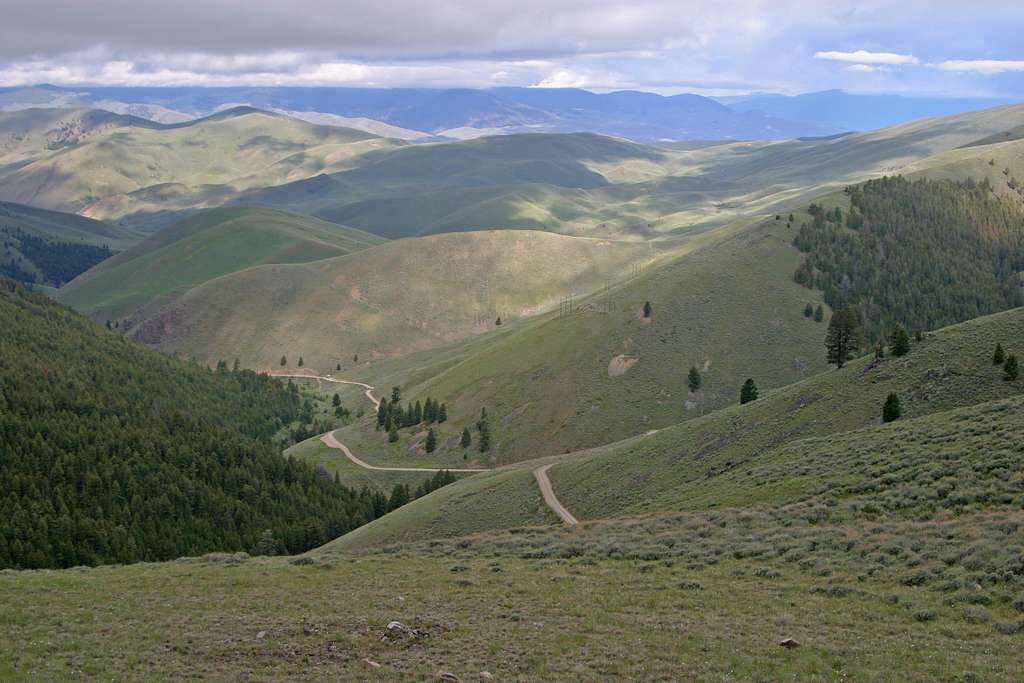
[57,206,385,321]
[331,305,1024,550]
[0,278,394,569]
[121,229,661,368]
[0,107,401,230]
[0,201,135,286]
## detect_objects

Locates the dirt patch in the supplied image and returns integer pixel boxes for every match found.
[608,354,639,377]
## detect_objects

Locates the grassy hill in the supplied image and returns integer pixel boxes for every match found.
[0,200,136,287]
[237,103,1024,240]
[3,308,1023,680]
[331,305,1024,550]
[116,229,662,369]
[57,206,385,321]
[0,107,401,231]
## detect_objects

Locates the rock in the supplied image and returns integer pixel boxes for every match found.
[363,658,381,669]
[383,620,429,641]
[255,631,266,640]
[479,672,494,681]
[779,638,801,649]
[436,673,461,682]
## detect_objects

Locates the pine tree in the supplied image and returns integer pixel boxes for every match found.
[297,356,304,367]
[425,428,437,453]
[280,355,287,366]
[377,401,389,430]
[687,365,702,392]
[889,323,910,357]
[388,424,399,443]
[336,363,341,371]
[353,354,358,363]
[643,301,652,318]
[825,308,860,368]
[387,484,410,511]
[478,422,491,452]
[495,317,502,326]
[438,403,448,423]
[414,400,423,424]
[233,358,240,372]
[739,378,758,404]
[803,303,813,318]
[332,393,341,407]
[882,393,902,422]
[391,386,402,403]
[993,343,1006,365]
[875,342,885,360]
[1004,355,1019,381]
[254,529,279,556]
[460,427,472,448]
[813,304,824,323]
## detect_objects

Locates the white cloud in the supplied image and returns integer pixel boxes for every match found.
[843,64,887,73]
[814,50,919,65]
[933,59,1024,74]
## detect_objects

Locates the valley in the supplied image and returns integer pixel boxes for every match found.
[3,73,1024,681]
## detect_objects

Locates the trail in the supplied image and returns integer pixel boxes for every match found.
[269,373,380,409]
[533,464,579,526]
[271,371,578,521]
[320,430,489,473]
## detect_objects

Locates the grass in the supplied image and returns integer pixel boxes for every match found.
[3,515,1024,680]
[0,108,401,230]
[125,228,660,371]
[57,206,384,320]
[326,306,1024,550]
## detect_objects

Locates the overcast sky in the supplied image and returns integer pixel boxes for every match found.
[1,0,1022,97]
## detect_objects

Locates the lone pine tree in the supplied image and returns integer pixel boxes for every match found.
[804,303,814,318]
[1004,355,1019,381]
[826,307,860,368]
[687,365,702,392]
[890,323,911,357]
[993,343,1006,365]
[882,393,902,422]
[460,427,472,448]
[280,355,287,366]
[425,428,437,453]
[643,301,653,318]
[739,378,758,404]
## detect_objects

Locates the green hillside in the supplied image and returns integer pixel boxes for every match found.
[239,103,1024,240]
[331,305,1024,550]
[4,313,1024,679]
[0,108,401,231]
[117,229,663,369]
[57,206,385,321]
[0,278,421,569]
[0,200,135,286]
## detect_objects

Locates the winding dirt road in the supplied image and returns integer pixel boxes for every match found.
[271,371,578,521]
[533,464,579,526]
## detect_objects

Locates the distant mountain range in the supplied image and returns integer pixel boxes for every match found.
[0,84,1017,143]
[720,89,1016,133]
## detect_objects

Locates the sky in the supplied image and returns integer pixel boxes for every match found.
[1,0,1023,98]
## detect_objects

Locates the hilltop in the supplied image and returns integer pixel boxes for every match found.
[57,206,385,321]
[0,107,400,231]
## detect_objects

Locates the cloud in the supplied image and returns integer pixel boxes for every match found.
[843,64,888,73]
[933,59,1024,74]
[815,50,919,66]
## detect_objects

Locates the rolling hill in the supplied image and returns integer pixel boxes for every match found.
[0,200,135,287]
[330,304,1024,551]
[113,229,663,368]
[0,107,402,231]
[57,206,385,321]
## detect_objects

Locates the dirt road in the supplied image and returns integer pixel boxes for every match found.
[533,464,579,526]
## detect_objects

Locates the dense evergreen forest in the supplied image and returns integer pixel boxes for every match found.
[0,279,449,569]
[794,176,1024,343]
[1,227,114,286]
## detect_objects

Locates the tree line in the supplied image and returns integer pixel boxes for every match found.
[1,227,113,287]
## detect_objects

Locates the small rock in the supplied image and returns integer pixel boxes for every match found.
[779,638,801,649]
[436,672,461,682]
[255,631,266,640]
[363,658,381,669]
[479,672,494,681]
